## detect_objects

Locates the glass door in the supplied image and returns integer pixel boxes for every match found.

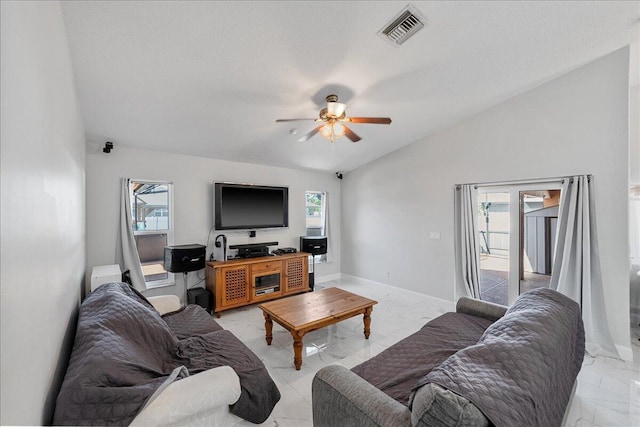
[478,191,510,305]
[477,183,562,305]
[519,189,561,294]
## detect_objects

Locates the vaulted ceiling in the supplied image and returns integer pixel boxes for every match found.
[61,1,639,172]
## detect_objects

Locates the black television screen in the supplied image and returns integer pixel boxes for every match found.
[214,183,289,230]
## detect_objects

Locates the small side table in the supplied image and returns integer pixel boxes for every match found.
[90,264,121,292]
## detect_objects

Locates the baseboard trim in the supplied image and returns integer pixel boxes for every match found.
[315,273,342,284]
[340,274,455,311]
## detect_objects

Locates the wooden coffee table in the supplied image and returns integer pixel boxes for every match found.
[258,287,378,370]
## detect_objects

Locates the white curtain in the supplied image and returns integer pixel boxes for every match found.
[550,175,618,358]
[455,184,481,298]
[117,178,147,291]
[323,191,332,263]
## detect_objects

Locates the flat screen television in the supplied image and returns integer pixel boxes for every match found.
[214,182,289,230]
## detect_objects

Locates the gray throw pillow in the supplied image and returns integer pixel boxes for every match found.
[410,383,489,427]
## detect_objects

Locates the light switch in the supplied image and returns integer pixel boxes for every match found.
[429,232,441,240]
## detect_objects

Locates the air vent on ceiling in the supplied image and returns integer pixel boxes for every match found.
[378,5,426,47]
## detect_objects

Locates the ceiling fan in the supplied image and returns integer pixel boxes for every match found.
[276,94,392,143]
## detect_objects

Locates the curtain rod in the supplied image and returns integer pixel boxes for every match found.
[455,174,592,190]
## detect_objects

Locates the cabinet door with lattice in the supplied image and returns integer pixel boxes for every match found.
[220,265,250,307]
[284,256,308,294]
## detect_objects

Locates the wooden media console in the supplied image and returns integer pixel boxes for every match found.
[205,252,310,317]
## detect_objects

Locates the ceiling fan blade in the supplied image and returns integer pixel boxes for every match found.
[276,118,317,122]
[343,125,361,143]
[298,125,323,142]
[343,117,392,125]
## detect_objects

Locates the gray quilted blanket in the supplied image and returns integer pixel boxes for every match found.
[161,304,223,339]
[352,312,494,406]
[413,288,585,427]
[53,283,280,425]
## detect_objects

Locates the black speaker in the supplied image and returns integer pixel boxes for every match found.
[164,244,206,273]
[300,236,327,256]
[187,287,213,313]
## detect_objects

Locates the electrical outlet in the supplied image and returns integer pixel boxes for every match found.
[386,271,391,278]
[429,232,441,240]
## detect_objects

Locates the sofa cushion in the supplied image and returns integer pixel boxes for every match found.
[351,312,494,406]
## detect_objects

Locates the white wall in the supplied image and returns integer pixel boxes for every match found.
[0,2,86,424]
[341,48,631,354]
[86,146,341,300]
[629,41,639,322]
[631,84,639,186]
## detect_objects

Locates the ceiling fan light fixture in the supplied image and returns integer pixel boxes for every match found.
[327,102,346,117]
[333,123,346,137]
[321,122,345,143]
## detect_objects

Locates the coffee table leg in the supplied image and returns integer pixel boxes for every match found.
[292,331,304,370]
[263,312,273,345]
[363,307,373,339]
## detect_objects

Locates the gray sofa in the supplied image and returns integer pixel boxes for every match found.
[312,288,585,427]
[53,282,280,426]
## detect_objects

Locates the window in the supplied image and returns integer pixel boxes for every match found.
[130,181,174,288]
[305,191,327,262]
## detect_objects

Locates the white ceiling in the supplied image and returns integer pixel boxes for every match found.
[60,1,639,173]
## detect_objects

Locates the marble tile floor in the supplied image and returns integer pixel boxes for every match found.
[215,277,640,427]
